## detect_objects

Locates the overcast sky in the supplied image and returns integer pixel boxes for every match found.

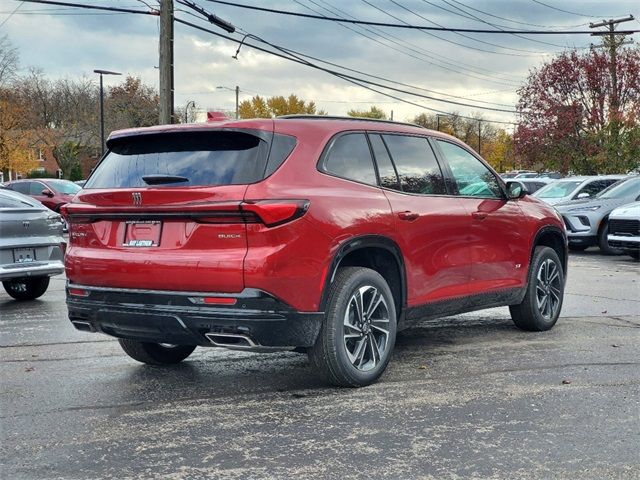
[2,0,639,129]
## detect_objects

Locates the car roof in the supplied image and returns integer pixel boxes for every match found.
[107,116,461,144]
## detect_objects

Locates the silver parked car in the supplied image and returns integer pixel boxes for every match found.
[0,188,66,300]
[608,202,640,260]
[555,177,640,254]
[533,175,626,206]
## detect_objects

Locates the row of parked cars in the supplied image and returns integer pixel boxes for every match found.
[503,173,640,259]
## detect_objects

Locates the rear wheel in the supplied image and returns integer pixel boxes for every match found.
[309,267,397,387]
[2,277,50,301]
[598,221,622,255]
[118,339,196,365]
[510,246,564,332]
[628,250,640,260]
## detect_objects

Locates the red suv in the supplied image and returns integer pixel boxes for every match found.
[63,117,567,387]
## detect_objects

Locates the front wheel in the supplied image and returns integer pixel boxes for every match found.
[118,339,196,365]
[309,267,397,387]
[598,222,622,255]
[3,276,50,301]
[510,246,565,332]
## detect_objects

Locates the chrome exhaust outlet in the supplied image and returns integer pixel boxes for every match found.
[71,320,95,332]
[205,332,257,349]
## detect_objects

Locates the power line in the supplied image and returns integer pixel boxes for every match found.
[19,0,158,16]
[447,0,588,29]
[175,16,517,124]
[0,1,24,28]
[530,0,626,19]
[369,0,542,57]
[297,0,522,86]
[203,0,639,35]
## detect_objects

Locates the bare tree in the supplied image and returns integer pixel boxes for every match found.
[0,35,19,87]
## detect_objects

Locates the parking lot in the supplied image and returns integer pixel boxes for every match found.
[1,250,638,479]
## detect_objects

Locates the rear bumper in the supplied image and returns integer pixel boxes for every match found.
[66,284,324,348]
[0,260,65,281]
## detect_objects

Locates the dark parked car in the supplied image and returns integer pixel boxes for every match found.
[6,178,81,212]
[0,189,65,300]
[63,117,568,387]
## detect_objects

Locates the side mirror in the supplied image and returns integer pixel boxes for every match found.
[576,192,590,199]
[506,181,527,200]
[42,189,54,197]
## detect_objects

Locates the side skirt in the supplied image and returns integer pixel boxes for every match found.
[401,287,526,330]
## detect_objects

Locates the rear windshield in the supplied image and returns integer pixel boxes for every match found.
[84,131,293,189]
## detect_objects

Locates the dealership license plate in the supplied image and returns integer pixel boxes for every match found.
[14,248,36,263]
[123,221,162,247]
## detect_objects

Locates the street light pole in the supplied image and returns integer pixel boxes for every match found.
[235,85,239,119]
[93,69,121,156]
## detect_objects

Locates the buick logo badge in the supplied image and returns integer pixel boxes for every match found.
[132,192,142,206]
[23,221,30,228]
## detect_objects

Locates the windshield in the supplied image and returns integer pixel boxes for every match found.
[47,180,82,195]
[534,181,582,199]
[596,177,640,199]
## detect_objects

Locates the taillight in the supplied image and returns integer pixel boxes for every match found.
[241,200,309,227]
[68,287,89,297]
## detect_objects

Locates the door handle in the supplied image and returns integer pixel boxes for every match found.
[398,211,419,221]
[472,211,488,220]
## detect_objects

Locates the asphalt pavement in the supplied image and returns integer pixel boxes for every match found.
[1,250,639,479]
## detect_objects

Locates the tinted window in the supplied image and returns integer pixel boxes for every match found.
[46,180,82,195]
[0,192,37,208]
[383,135,445,195]
[323,133,376,185]
[597,177,640,199]
[437,140,502,198]
[30,182,45,195]
[579,180,609,197]
[9,182,30,194]
[85,131,270,189]
[369,134,399,190]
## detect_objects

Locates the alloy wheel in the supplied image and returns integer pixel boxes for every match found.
[343,285,390,371]
[535,258,562,320]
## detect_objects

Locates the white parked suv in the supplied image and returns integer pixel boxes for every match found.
[607,202,640,260]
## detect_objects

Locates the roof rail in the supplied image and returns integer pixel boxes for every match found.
[277,114,426,129]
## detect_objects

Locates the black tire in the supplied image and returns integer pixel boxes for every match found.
[510,246,564,332]
[568,244,587,252]
[598,221,622,255]
[308,267,397,387]
[2,276,50,301]
[628,250,640,260]
[118,338,196,365]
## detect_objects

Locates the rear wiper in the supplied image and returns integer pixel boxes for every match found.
[141,174,189,185]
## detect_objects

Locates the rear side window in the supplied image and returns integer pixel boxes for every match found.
[382,134,446,195]
[85,131,272,188]
[322,133,377,186]
[9,182,30,195]
[369,134,400,190]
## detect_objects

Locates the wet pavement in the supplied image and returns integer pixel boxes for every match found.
[1,250,639,479]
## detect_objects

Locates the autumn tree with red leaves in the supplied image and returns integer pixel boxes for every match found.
[514,48,640,174]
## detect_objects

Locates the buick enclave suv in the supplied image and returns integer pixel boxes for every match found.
[63,117,567,387]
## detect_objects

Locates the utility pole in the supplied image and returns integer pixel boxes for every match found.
[159,0,174,124]
[589,16,634,143]
[477,119,481,155]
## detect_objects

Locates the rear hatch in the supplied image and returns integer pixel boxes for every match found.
[63,126,296,292]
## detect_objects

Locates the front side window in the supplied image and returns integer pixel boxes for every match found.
[382,134,446,195]
[29,182,46,195]
[322,133,377,186]
[436,140,502,199]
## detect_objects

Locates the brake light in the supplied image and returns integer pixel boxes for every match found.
[241,200,309,227]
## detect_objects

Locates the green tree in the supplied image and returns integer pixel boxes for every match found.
[347,106,387,119]
[53,141,81,180]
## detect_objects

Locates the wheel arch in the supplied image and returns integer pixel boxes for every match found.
[320,235,407,318]
[532,225,568,274]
